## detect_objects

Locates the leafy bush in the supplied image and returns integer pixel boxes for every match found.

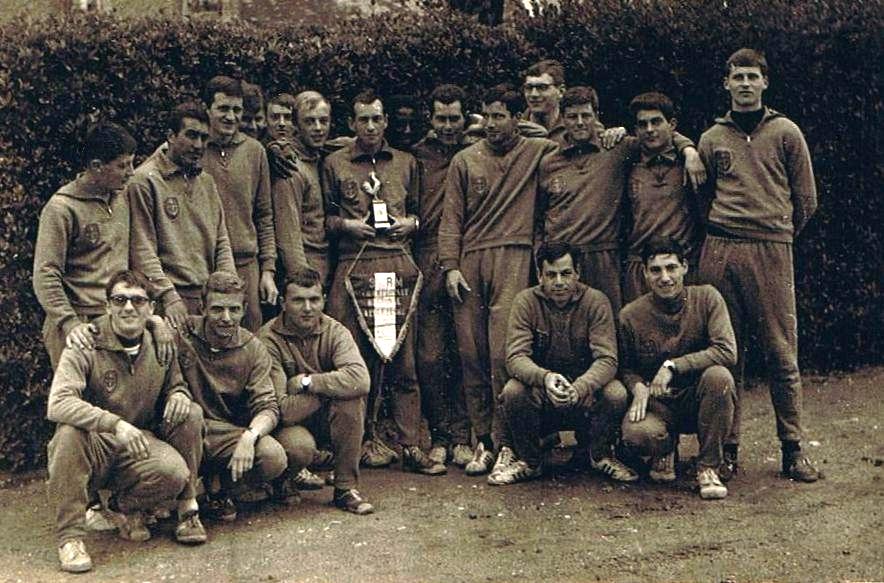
[0,0,880,470]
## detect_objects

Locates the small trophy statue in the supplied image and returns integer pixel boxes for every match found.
[362,171,392,231]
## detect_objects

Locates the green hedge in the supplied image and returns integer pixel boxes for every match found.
[0,0,880,470]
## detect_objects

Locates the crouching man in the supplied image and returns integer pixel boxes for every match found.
[259,267,375,514]
[619,238,736,499]
[47,270,206,574]
[491,242,637,485]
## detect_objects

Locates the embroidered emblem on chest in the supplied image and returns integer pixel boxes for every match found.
[342,178,360,202]
[102,370,118,393]
[714,149,733,175]
[83,223,101,246]
[164,196,180,219]
[471,176,488,196]
[549,176,565,195]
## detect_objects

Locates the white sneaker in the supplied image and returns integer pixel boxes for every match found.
[58,539,92,573]
[590,454,639,482]
[698,467,728,499]
[85,505,115,532]
[464,442,495,476]
[488,460,543,486]
[428,445,448,465]
[450,443,474,467]
[490,446,515,476]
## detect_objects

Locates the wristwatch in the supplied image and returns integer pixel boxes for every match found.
[663,360,677,374]
[300,375,313,392]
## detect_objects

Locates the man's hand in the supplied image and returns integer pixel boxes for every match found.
[628,382,651,423]
[66,322,98,351]
[164,300,188,330]
[115,420,150,460]
[147,315,174,365]
[260,270,279,305]
[340,217,376,241]
[387,215,417,241]
[649,365,673,397]
[267,140,299,180]
[683,147,707,190]
[445,269,471,303]
[600,126,627,149]
[163,393,192,427]
[544,372,575,409]
[229,429,257,482]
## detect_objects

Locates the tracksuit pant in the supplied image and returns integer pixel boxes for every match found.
[203,419,287,491]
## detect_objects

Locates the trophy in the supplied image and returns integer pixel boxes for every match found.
[362,171,392,232]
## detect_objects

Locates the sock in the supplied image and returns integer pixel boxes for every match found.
[782,440,801,455]
[478,434,494,451]
[724,444,739,458]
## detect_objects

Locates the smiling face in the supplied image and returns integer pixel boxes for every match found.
[106,281,153,340]
[524,73,563,116]
[644,253,688,301]
[562,103,598,145]
[539,254,579,308]
[349,99,387,151]
[204,290,245,346]
[635,108,676,154]
[207,92,244,140]
[167,117,210,171]
[724,65,768,112]
[482,101,519,147]
[430,100,465,146]
[297,101,331,150]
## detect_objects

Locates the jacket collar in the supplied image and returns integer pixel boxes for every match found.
[714,106,783,129]
[184,315,253,350]
[91,314,149,353]
[348,139,395,163]
[639,144,678,166]
[151,145,203,179]
[57,177,113,203]
[208,131,246,148]
[560,133,602,157]
[269,313,329,338]
[291,137,321,163]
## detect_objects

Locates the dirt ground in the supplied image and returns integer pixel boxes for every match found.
[1,367,882,583]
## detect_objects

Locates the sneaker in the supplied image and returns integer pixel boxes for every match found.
[292,467,326,490]
[109,510,151,542]
[403,446,447,475]
[58,539,92,573]
[428,445,448,465]
[312,449,336,471]
[488,460,543,486]
[465,442,495,476]
[233,483,271,504]
[203,495,237,522]
[271,477,303,506]
[175,511,207,545]
[649,451,677,483]
[489,446,515,478]
[719,449,739,482]
[333,488,375,515]
[361,439,398,467]
[698,467,728,499]
[85,504,115,532]
[450,443,474,468]
[590,454,639,482]
[782,453,820,482]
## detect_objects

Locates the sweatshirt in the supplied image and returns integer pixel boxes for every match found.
[47,314,190,433]
[698,107,817,242]
[506,282,618,402]
[411,135,465,251]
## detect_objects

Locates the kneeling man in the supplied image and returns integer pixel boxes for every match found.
[492,242,636,485]
[47,270,206,574]
[619,238,736,499]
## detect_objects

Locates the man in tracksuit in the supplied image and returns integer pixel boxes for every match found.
[439,83,559,476]
[411,83,473,469]
[697,48,819,482]
[47,270,206,573]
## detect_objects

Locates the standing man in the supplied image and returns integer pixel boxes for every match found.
[47,270,206,573]
[439,83,558,476]
[622,92,703,303]
[201,75,278,331]
[522,59,567,143]
[698,48,819,482]
[492,242,636,485]
[411,83,473,469]
[241,81,267,142]
[619,238,736,499]
[259,267,375,515]
[129,102,236,327]
[322,89,443,475]
[386,94,420,151]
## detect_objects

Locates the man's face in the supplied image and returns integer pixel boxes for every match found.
[524,73,563,116]
[388,105,417,149]
[207,92,244,139]
[296,101,331,150]
[106,281,153,340]
[267,103,295,141]
[93,153,135,192]
[724,65,768,112]
[482,101,519,147]
[644,253,688,301]
[240,109,262,138]
[539,254,579,307]
[282,283,324,331]
[204,290,245,342]
[349,100,387,150]
[562,103,598,144]
[635,109,676,154]
[431,100,465,146]
[167,117,210,171]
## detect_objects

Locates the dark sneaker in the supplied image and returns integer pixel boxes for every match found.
[271,477,303,506]
[175,511,207,545]
[361,439,398,467]
[203,495,237,522]
[649,451,677,483]
[233,483,271,504]
[109,510,151,542]
[292,467,326,490]
[488,460,542,486]
[464,442,495,476]
[698,467,728,499]
[590,454,639,482]
[312,449,336,471]
[58,539,92,573]
[403,446,447,475]
[719,449,738,482]
[782,454,820,482]
[333,488,375,515]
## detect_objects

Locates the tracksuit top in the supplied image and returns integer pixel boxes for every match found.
[258,314,370,405]
[176,315,279,430]
[411,135,464,251]
[47,315,190,433]
[618,285,737,394]
[33,179,130,336]
[322,140,420,259]
[505,282,618,402]
[698,108,817,242]
[283,138,328,257]
[438,136,558,270]
[128,147,236,304]
[203,132,277,270]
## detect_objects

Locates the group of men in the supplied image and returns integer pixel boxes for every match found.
[34,47,820,574]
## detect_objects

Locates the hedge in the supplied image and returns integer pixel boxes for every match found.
[0,0,880,470]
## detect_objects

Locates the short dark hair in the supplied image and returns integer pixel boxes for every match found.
[641,237,687,265]
[629,92,675,121]
[524,59,565,86]
[105,270,151,300]
[387,94,417,113]
[535,241,581,271]
[483,83,525,117]
[242,81,265,115]
[82,122,136,166]
[203,75,243,106]
[202,271,245,301]
[430,84,467,107]
[725,48,768,77]
[268,93,297,110]
[283,267,322,297]
[169,101,209,134]
[352,88,383,116]
[560,86,599,114]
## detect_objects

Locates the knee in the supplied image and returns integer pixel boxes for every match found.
[254,436,288,481]
[598,380,629,413]
[275,426,316,470]
[47,425,89,475]
[621,414,671,457]
[500,379,530,409]
[176,403,205,438]
[700,366,735,400]
[330,398,365,428]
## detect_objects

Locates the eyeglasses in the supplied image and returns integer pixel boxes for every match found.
[109,294,151,308]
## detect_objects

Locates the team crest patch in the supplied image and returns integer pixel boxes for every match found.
[639,338,659,359]
[342,179,360,201]
[83,223,100,246]
[102,370,118,393]
[471,176,488,196]
[549,176,565,195]
[714,149,733,175]
[164,197,180,219]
